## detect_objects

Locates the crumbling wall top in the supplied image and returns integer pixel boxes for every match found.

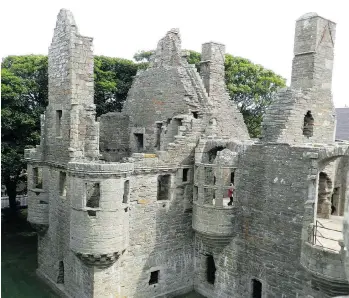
[150,28,183,67]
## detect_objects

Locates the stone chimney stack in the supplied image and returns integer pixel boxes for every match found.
[200,42,226,98]
[291,13,336,90]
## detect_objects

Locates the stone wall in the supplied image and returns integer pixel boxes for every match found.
[99,112,130,161]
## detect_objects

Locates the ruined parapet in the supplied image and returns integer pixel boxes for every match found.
[200,42,250,139]
[150,28,182,67]
[44,9,98,162]
[261,13,336,144]
[69,162,134,268]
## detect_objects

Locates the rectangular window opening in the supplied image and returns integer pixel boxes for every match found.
[59,172,67,196]
[303,110,314,138]
[56,110,62,137]
[123,180,130,204]
[157,174,171,201]
[230,172,235,184]
[192,111,198,119]
[57,261,64,284]
[183,168,189,182]
[206,255,216,285]
[134,133,144,152]
[149,270,159,285]
[252,279,262,298]
[86,182,100,208]
[155,123,162,150]
[33,167,43,189]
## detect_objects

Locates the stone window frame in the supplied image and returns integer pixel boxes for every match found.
[157,174,172,201]
[33,167,43,190]
[146,266,164,287]
[59,171,67,197]
[131,127,146,153]
[250,278,263,298]
[84,181,102,217]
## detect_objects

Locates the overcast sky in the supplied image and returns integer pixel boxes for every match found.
[1,0,348,107]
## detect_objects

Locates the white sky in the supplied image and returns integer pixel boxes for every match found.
[1,0,348,107]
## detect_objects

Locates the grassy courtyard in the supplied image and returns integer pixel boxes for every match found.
[1,209,58,298]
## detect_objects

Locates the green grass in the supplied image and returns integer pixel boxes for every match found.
[1,209,58,298]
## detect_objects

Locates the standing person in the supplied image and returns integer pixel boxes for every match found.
[227,183,235,206]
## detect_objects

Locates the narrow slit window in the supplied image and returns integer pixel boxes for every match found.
[206,255,216,285]
[157,174,171,200]
[193,186,198,201]
[123,180,129,204]
[303,110,314,138]
[149,270,159,285]
[230,172,235,184]
[134,133,144,152]
[59,172,67,196]
[252,279,262,298]
[33,167,43,189]
[56,110,62,137]
[86,182,100,208]
[183,168,189,182]
[57,261,64,284]
[155,123,162,150]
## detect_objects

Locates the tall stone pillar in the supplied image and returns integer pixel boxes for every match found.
[291,12,336,90]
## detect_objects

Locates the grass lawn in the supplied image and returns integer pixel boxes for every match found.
[1,209,58,298]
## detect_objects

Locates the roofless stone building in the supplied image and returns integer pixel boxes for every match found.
[25,9,349,298]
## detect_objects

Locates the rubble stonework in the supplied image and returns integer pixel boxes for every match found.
[25,9,349,298]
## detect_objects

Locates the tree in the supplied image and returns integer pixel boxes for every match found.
[1,55,48,213]
[224,54,286,137]
[94,56,139,116]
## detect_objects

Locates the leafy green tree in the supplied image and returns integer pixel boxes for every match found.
[224,54,286,137]
[1,55,48,212]
[133,50,154,62]
[94,56,139,116]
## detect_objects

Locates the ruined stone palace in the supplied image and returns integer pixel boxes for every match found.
[25,9,349,298]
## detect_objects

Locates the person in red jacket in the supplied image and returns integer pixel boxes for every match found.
[227,183,235,206]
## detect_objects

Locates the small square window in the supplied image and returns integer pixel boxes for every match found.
[149,270,159,285]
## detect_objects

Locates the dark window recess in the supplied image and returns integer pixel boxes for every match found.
[303,110,314,138]
[57,261,64,284]
[33,167,43,189]
[59,172,67,196]
[252,279,262,298]
[183,168,189,182]
[193,186,198,201]
[231,172,235,184]
[87,210,96,217]
[155,123,162,150]
[149,270,159,285]
[56,110,62,136]
[134,133,144,152]
[123,180,129,203]
[192,111,198,119]
[206,255,216,285]
[157,175,171,200]
[86,183,100,208]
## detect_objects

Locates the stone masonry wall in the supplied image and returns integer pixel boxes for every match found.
[99,112,130,161]
[193,144,324,298]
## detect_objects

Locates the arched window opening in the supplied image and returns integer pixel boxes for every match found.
[303,110,314,138]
